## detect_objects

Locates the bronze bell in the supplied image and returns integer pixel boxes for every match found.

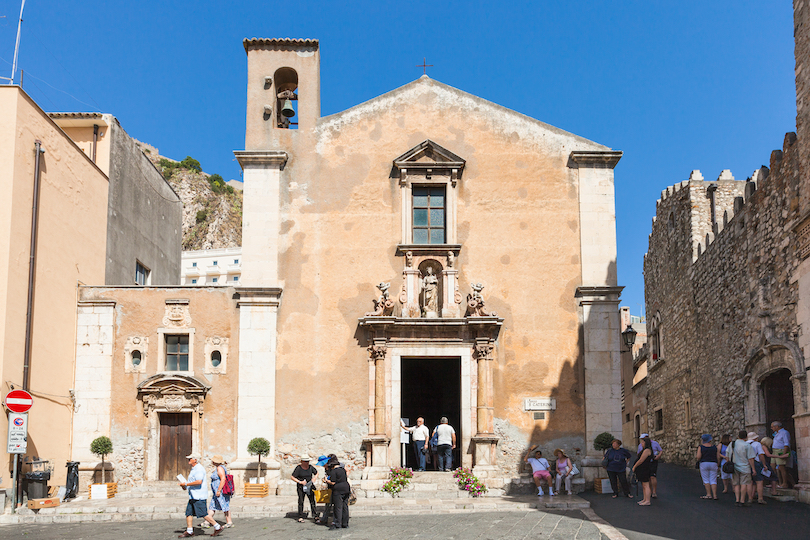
[281,99,295,118]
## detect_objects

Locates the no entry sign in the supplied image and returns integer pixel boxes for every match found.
[4,390,33,413]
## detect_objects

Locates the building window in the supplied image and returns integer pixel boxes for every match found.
[192,262,197,267]
[191,279,197,284]
[233,276,239,282]
[211,350,222,367]
[234,259,239,264]
[131,350,142,366]
[213,261,218,266]
[212,277,218,283]
[165,335,190,371]
[684,399,691,428]
[654,408,664,432]
[135,261,150,286]
[413,186,445,244]
[649,312,663,361]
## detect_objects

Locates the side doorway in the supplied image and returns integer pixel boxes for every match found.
[159,412,192,480]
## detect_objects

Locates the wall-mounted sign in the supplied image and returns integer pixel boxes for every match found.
[524,398,556,411]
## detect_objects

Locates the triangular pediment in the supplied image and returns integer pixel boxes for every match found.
[393,140,466,171]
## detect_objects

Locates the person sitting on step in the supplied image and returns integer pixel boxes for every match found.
[524,445,553,496]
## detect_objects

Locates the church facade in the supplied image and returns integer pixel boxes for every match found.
[70,38,624,493]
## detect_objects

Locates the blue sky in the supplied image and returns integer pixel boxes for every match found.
[0,1,797,315]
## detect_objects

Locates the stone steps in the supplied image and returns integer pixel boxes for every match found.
[765,486,798,502]
[0,494,589,525]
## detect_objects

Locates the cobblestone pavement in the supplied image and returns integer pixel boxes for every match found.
[4,510,608,540]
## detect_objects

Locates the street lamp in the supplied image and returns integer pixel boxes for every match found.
[621,326,638,352]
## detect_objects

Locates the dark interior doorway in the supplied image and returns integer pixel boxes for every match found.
[159,412,192,481]
[762,369,797,480]
[401,357,461,470]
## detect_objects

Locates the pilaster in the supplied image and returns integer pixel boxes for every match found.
[576,286,623,481]
[233,288,282,488]
[234,151,288,287]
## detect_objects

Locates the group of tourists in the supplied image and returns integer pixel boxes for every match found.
[401,416,457,471]
[602,434,663,505]
[523,445,578,496]
[177,454,233,538]
[291,453,351,530]
[694,421,795,507]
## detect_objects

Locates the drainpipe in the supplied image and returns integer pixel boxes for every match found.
[92,124,98,163]
[23,140,45,391]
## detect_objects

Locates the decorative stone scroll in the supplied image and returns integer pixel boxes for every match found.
[466,283,497,317]
[365,282,395,317]
[137,373,211,417]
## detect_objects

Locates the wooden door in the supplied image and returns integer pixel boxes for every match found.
[159,413,192,481]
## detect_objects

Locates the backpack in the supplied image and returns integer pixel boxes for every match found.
[221,466,235,496]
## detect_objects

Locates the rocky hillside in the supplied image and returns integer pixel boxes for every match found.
[137,142,242,250]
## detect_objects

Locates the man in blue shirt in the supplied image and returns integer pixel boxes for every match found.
[638,434,664,498]
[178,454,222,537]
[770,421,795,489]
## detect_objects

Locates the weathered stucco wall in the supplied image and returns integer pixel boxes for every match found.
[262,75,615,475]
[0,87,109,488]
[75,286,240,487]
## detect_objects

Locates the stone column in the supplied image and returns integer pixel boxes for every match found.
[472,340,498,477]
[233,151,288,287]
[400,265,421,318]
[577,286,623,483]
[231,288,282,490]
[364,341,390,475]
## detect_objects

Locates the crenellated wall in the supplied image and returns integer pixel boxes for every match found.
[643,132,806,466]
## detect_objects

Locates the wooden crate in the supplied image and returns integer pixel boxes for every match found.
[90,482,118,499]
[244,483,269,498]
[594,478,613,494]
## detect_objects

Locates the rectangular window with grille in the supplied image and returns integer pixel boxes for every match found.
[413,186,445,244]
[166,335,190,371]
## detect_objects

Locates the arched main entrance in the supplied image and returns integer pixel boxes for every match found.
[763,369,796,446]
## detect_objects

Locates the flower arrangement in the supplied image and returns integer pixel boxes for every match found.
[453,467,488,497]
[381,467,413,496]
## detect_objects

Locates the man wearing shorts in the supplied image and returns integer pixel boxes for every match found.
[638,434,663,498]
[731,430,757,507]
[524,446,553,496]
[770,421,794,488]
[179,454,222,537]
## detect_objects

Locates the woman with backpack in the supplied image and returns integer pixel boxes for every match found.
[205,455,234,529]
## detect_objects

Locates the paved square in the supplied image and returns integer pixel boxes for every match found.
[2,510,607,540]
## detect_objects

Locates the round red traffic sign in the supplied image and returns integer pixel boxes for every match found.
[4,390,33,413]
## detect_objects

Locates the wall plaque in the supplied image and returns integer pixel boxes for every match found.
[524,398,556,411]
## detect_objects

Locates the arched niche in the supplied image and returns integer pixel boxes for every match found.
[274,67,298,129]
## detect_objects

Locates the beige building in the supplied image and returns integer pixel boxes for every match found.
[0,86,182,496]
[0,87,109,490]
[69,37,627,493]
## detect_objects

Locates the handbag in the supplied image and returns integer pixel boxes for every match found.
[601,451,609,468]
[695,461,701,469]
[348,487,357,505]
[314,489,332,503]
[569,463,580,476]
[222,473,235,496]
[722,441,735,474]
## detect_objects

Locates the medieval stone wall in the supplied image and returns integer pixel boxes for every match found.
[643,134,801,465]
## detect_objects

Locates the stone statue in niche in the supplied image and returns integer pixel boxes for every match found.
[365,282,395,317]
[421,267,439,318]
[466,282,497,317]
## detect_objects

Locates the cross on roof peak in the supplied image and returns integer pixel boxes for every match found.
[417,58,433,75]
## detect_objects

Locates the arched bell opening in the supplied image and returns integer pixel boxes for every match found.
[273,67,298,129]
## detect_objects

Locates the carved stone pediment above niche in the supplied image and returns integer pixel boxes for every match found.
[137,373,211,417]
[163,299,191,328]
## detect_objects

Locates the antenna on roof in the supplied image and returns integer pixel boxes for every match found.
[1,1,26,85]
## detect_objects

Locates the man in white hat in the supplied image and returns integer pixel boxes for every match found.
[747,432,769,504]
[178,454,222,537]
[637,434,663,497]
